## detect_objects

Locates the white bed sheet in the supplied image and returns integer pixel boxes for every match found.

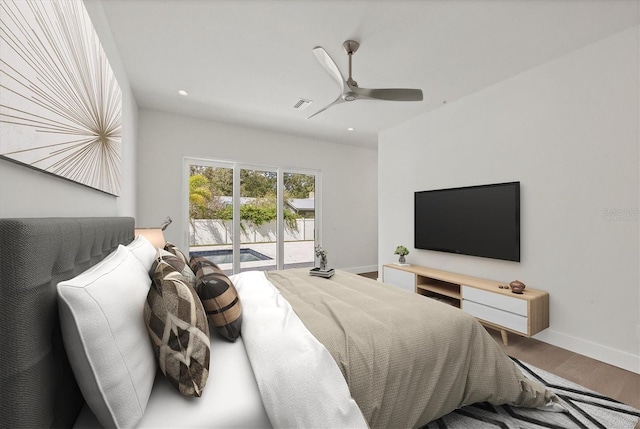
[73,332,270,428]
[233,271,367,429]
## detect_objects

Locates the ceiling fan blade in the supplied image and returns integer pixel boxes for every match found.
[352,86,423,101]
[313,46,347,93]
[307,95,346,119]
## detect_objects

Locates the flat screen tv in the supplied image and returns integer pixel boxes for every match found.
[414,182,520,262]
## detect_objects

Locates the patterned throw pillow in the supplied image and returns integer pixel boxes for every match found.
[164,242,190,265]
[190,255,219,273]
[190,256,243,342]
[144,256,210,397]
[154,248,196,288]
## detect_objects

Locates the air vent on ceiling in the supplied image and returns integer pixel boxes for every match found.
[293,98,312,110]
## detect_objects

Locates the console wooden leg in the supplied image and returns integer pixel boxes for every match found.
[500,329,509,345]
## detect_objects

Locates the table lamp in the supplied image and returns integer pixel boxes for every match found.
[135,217,172,248]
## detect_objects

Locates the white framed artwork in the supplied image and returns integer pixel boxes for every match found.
[0,0,122,196]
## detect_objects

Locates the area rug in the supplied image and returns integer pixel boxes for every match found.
[422,357,640,429]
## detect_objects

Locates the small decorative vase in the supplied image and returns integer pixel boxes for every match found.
[510,280,525,294]
[398,255,406,264]
[320,257,327,271]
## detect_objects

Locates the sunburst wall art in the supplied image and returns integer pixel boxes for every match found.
[0,0,122,196]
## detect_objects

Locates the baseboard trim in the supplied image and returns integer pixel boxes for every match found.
[534,329,640,374]
[341,265,378,275]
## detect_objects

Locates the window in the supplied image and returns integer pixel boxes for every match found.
[184,157,320,274]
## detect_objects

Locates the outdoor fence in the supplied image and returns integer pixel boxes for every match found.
[190,218,315,246]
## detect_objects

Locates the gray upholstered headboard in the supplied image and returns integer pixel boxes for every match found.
[0,217,135,428]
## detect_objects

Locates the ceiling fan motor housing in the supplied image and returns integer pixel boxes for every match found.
[343,40,360,55]
[343,91,358,101]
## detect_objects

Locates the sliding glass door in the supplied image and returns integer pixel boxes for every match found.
[185,158,319,275]
[238,167,278,272]
[187,161,235,274]
[282,171,316,270]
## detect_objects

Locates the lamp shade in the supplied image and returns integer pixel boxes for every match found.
[134,228,165,248]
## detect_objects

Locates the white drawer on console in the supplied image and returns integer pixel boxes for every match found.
[461,285,527,316]
[383,266,416,293]
[462,300,528,334]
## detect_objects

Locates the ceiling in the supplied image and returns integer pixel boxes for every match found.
[95,0,639,148]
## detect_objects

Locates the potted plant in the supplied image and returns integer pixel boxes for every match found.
[394,245,409,264]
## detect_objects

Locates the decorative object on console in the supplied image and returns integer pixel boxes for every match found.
[510,280,526,294]
[0,0,122,196]
[394,245,410,265]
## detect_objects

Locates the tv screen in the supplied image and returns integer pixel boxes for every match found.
[414,182,520,262]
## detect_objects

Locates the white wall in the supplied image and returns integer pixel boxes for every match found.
[0,1,138,218]
[379,27,639,372]
[137,109,378,273]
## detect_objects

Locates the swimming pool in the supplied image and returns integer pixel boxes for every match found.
[190,248,272,264]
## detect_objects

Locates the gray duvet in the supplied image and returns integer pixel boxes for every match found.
[266,269,557,429]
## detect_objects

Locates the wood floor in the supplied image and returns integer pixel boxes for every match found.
[487,328,640,409]
[359,271,640,410]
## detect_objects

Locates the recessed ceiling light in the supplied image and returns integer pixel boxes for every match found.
[347,127,355,131]
[178,89,188,96]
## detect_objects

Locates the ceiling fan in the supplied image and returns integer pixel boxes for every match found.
[307,40,423,119]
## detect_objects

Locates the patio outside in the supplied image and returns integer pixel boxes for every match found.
[190,240,315,275]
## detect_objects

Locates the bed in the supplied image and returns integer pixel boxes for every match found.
[0,217,559,429]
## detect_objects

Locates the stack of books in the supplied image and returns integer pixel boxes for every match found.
[309,267,335,278]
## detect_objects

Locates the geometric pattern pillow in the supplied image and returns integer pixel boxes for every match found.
[190,255,220,273]
[164,241,190,266]
[144,257,210,397]
[190,256,243,342]
[153,248,196,289]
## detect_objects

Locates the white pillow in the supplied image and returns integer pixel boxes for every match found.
[57,245,156,429]
[126,234,157,272]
